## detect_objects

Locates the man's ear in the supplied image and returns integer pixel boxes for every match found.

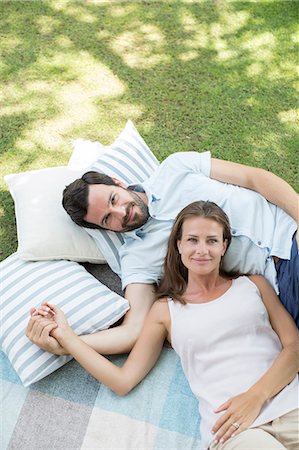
[112,177,127,188]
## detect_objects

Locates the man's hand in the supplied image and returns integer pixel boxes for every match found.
[26,313,68,355]
[211,390,264,445]
[40,303,76,344]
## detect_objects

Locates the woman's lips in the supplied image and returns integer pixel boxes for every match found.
[192,258,211,263]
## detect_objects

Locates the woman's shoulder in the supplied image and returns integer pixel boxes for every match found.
[247,274,276,293]
[150,298,170,318]
[233,274,265,284]
[234,274,274,296]
[156,297,169,304]
[229,274,265,291]
[147,298,171,326]
[247,274,268,286]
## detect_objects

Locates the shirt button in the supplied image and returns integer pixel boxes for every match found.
[152,214,156,218]
[258,241,262,245]
[232,230,236,234]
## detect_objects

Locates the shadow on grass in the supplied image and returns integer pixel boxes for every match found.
[0,0,297,259]
[0,113,38,157]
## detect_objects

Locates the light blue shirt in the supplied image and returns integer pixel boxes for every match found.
[116,152,296,292]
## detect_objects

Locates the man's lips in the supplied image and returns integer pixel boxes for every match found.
[127,205,134,223]
[123,204,134,227]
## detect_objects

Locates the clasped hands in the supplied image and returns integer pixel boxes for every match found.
[26,303,72,355]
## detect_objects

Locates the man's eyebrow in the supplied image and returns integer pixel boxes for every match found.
[101,192,113,226]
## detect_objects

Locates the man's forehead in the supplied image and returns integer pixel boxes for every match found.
[89,183,112,198]
[86,185,109,212]
[85,185,112,224]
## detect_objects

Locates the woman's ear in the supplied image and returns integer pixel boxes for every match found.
[112,177,127,188]
[177,240,182,254]
[221,239,228,256]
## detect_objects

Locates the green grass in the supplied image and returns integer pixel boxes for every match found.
[0,0,298,261]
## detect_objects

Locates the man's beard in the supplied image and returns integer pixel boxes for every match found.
[121,190,150,232]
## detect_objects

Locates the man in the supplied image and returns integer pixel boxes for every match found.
[27,151,298,355]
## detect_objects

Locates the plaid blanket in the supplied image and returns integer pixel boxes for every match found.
[1,346,201,449]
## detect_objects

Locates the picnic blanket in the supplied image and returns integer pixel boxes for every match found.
[1,263,201,450]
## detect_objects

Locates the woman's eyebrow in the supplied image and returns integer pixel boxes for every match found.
[186,234,219,238]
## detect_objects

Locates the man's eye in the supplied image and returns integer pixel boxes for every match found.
[103,214,110,225]
[111,195,116,205]
[208,239,217,244]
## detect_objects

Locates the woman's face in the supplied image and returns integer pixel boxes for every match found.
[177,217,227,275]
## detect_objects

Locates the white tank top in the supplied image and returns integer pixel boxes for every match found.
[168,276,298,450]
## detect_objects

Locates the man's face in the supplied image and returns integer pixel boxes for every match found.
[84,184,149,232]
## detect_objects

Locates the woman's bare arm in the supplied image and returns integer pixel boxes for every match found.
[50,301,169,396]
[212,275,299,445]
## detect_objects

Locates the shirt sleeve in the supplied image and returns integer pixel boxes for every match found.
[120,239,163,289]
[119,220,172,290]
[160,151,211,177]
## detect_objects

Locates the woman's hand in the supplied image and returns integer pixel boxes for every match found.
[211,390,264,444]
[31,303,75,343]
[26,313,67,355]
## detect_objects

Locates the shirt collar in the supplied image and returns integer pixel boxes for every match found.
[128,183,160,203]
[127,184,145,193]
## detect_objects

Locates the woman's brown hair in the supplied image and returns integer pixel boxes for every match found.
[156,201,235,304]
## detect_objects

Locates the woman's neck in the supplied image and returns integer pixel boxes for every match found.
[183,272,231,303]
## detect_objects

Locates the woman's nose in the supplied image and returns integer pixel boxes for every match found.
[196,242,207,254]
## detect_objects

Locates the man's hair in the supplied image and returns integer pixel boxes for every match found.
[62,171,117,229]
[156,200,236,304]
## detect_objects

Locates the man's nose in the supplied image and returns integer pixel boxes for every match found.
[113,205,127,219]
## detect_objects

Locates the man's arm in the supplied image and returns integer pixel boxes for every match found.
[80,283,155,354]
[211,158,299,224]
[26,283,155,355]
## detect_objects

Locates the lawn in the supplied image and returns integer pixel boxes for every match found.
[0,0,298,261]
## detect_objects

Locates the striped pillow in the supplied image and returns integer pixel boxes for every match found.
[0,253,129,387]
[83,120,160,275]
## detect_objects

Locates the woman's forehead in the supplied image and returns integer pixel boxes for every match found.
[182,216,223,234]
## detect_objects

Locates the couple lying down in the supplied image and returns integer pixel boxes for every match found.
[27,152,299,357]
[32,201,299,450]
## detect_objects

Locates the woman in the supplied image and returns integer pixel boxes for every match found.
[33,201,299,449]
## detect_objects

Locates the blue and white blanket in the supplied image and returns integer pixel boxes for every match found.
[1,346,201,449]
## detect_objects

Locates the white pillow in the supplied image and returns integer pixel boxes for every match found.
[5,121,158,265]
[5,166,106,263]
[68,139,105,170]
[79,120,160,275]
[0,253,129,387]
